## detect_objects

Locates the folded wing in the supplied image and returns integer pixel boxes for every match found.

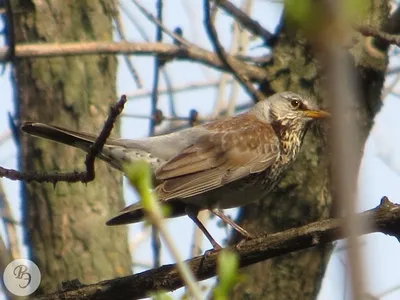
[155,114,280,200]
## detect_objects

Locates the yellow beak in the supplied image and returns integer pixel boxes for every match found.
[304,110,330,119]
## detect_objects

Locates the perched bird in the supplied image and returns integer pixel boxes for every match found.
[21,92,329,249]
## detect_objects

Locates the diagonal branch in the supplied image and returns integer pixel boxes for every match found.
[131,0,190,47]
[119,1,177,116]
[215,0,275,46]
[33,197,400,300]
[113,11,143,88]
[0,95,126,184]
[204,1,265,102]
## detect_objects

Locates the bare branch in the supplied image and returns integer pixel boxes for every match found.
[125,79,233,101]
[119,1,177,116]
[0,95,126,184]
[149,0,163,136]
[0,42,267,82]
[204,1,265,102]
[131,0,189,47]
[215,0,275,45]
[33,197,400,300]
[148,0,164,268]
[113,12,143,88]
[227,0,253,116]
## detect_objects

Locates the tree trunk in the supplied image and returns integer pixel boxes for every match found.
[231,2,389,299]
[12,0,131,294]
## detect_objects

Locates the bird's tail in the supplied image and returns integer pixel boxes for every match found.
[106,199,188,225]
[21,122,101,152]
[21,122,190,224]
[21,122,129,170]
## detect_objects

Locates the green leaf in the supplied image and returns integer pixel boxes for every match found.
[213,250,240,300]
[123,160,154,211]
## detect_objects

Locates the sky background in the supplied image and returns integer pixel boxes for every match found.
[1,1,400,299]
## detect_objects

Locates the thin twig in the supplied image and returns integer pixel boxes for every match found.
[181,0,215,80]
[113,12,143,88]
[122,113,205,122]
[119,0,150,40]
[211,0,244,118]
[226,0,252,116]
[215,0,275,46]
[131,0,190,47]
[204,0,265,102]
[125,78,234,100]
[191,210,208,257]
[211,74,230,118]
[119,1,177,116]
[134,168,203,300]
[149,0,163,136]
[149,0,164,269]
[155,102,253,135]
[0,95,126,183]
[382,72,400,99]
[376,284,400,298]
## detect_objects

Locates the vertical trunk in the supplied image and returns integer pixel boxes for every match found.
[11,0,131,293]
[231,2,389,299]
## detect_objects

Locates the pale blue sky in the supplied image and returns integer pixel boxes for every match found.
[1,1,400,299]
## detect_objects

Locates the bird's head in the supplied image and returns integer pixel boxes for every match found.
[252,91,329,127]
[250,91,329,146]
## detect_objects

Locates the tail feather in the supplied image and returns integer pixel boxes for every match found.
[21,122,99,152]
[21,122,191,225]
[106,200,189,225]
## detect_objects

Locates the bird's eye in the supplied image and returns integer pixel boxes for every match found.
[291,99,300,108]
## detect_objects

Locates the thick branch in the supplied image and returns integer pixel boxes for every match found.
[34,197,400,300]
[0,42,267,81]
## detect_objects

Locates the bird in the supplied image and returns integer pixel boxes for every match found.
[21,91,329,250]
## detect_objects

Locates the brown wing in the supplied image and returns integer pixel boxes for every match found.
[155,114,280,201]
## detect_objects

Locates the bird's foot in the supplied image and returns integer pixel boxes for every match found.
[235,233,257,250]
[204,244,223,257]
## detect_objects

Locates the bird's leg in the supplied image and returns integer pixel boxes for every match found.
[185,206,222,251]
[210,208,254,239]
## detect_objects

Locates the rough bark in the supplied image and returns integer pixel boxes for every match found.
[231,2,389,299]
[11,0,131,294]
